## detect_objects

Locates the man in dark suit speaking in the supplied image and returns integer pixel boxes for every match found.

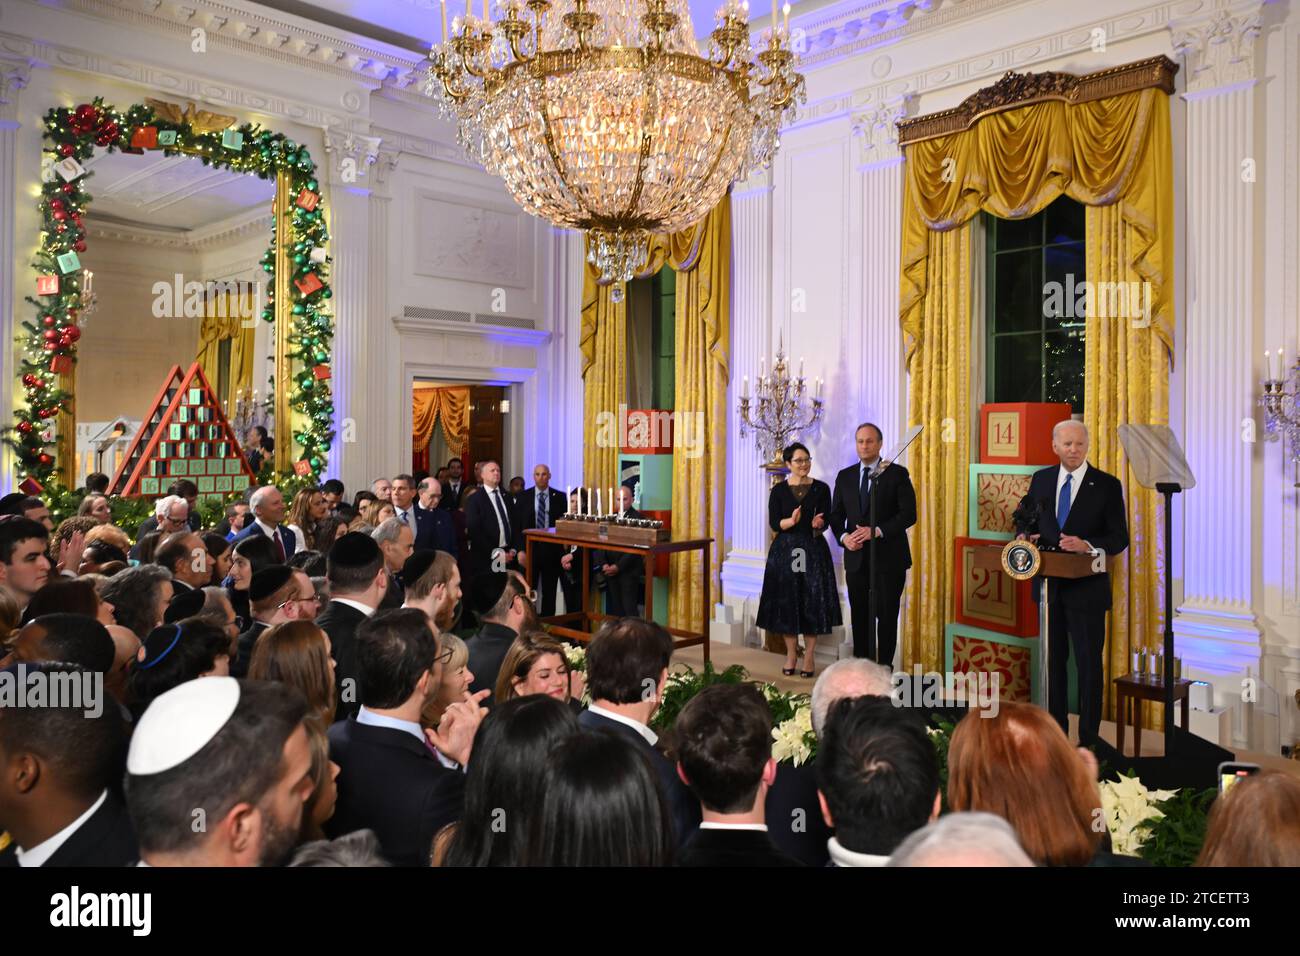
[829,423,917,665]
[1022,420,1128,745]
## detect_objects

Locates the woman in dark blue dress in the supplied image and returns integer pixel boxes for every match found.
[755,442,842,678]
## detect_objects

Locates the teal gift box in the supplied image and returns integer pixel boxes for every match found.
[57,251,81,274]
[967,463,1040,541]
[221,129,244,150]
[157,130,177,146]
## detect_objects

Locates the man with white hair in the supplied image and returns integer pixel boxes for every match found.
[810,658,894,737]
[1020,419,1128,744]
[230,485,295,562]
[888,812,1034,867]
[372,517,414,610]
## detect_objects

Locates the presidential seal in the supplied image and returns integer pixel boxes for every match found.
[1001,538,1041,581]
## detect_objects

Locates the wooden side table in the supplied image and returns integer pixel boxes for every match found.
[1113,673,1192,757]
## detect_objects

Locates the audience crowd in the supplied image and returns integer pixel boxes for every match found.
[1,468,1297,869]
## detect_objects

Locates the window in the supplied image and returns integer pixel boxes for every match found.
[985,196,1086,412]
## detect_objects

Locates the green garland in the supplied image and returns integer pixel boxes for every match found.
[6,97,335,483]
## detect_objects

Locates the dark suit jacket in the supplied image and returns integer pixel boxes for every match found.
[577,708,701,847]
[1025,462,1128,610]
[464,486,520,573]
[379,572,404,611]
[316,600,371,719]
[592,507,646,576]
[414,504,457,555]
[465,622,519,706]
[828,460,917,574]
[764,760,833,866]
[676,826,805,867]
[325,718,465,867]
[439,480,469,511]
[231,620,269,678]
[0,792,138,868]
[515,487,568,535]
[230,520,297,559]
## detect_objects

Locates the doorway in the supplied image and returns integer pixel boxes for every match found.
[413,380,508,483]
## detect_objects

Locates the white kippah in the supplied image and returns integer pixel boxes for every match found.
[127,676,241,775]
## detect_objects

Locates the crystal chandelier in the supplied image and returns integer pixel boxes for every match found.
[426,0,805,281]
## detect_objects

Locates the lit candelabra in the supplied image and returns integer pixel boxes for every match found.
[1260,348,1300,486]
[738,333,824,470]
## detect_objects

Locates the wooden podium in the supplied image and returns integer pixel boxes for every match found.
[971,543,1104,714]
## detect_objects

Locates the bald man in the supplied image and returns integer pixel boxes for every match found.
[516,464,569,616]
[1021,420,1128,745]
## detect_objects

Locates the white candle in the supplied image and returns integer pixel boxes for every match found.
[441,0,449,39]
[596,487,602,515]
[587,487,592,517]
[742,375,749,398]
[609,487,614,516]
[1268,349,1278,381]
[759,356,765,379]
[771,0,777,29]
[565,485,571,514]
[783,2,789,33]
[799,355,804,378]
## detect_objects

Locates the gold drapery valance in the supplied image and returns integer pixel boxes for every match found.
[195,290,255,406]
[581,198,730,633]
[898,72,1175,728]
[413,385,471,456]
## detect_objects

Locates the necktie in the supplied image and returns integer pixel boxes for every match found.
[398,509,409,526]
[858,465,869,513]
[1057,474,1073,532]
[272,528,286,562]
[493,489,512,545]
[537,492,547,529]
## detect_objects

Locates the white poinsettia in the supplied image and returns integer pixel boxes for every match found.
[771,704,815,767]
[562,643,586,671]
[1098,774,1178,857]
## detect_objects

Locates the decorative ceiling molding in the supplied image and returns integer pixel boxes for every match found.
[896,55,1179,145]
[86,206,273,249]
[0,55,32,127]
[782,0,1190,134]
[54,0,427,88]
[851,93,914,163]
[368,124,483,170]
[0,30,369,134]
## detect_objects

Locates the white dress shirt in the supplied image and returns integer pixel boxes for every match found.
[840,456,885,545]
[699,821,768,832]
[16,789,108,867]
[587,703,658,746]
[485,485,509,548]
[827,835,890,867]
[331,597,377,618]
[393,505,415,527]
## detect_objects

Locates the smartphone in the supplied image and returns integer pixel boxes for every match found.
[1217,761,1260,794]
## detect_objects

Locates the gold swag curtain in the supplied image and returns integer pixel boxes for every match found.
[195,290,256,405]
[899,87,1174,725]
[412,386,471,455]
[581,197,731,633]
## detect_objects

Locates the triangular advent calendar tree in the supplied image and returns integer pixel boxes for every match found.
[110,362,258,498]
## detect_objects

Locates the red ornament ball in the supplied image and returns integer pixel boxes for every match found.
[42,342,56,352]
[72,104,99,133]
[94,122,120,147]
[38,454,53,465]
[59,143,75,157]
[22,375,36,387]
[17,421,32,434]
[52,209,67,221]
[43,329,59,342]
[42,315,56,327]
[37,408,53,419]
[55,224,67,233]
[64,326,81,343]
[50,199,64,211]
[73,240,86,252]
[61,183,76,195]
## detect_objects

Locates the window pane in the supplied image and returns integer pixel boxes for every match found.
[1046,196,1086,245]
[993,214,1040,251]
[1043,241,1086,331]
[993,334,1043,403]
[1044,330,1085,412]
[992,249,1043,333]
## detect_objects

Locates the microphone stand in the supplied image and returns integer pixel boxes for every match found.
[867,465,879,664]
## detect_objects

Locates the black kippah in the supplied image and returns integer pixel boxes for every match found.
[164,587,206,623]
[401,549,438,588]
[249,565,295,602]
[471,571,510,616]
[330,531,381,568]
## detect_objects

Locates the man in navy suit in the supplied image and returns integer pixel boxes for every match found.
[1021,420,1128,744]
[515,464,569,615]
[326,608,487,866]
[828,423,917,664]
[415,477,458,555]
[576,617,700,846]
[230,485,296,561]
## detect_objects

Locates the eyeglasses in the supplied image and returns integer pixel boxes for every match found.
[433,645,454,666]
[278,592,319,611]
[790,457,812,464]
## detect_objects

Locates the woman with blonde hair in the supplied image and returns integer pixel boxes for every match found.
[1197,771,1300,867]
[359,498,395,530]
[494,631,571,706]
[422,632,474,729]
[947,701,1125,866]
[286,487,328,554]
[84,523,132,553]
[77,493,113,524]
[247,620,337,730]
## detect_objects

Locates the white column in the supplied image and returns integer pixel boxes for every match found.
[1170,6,1264,690]
[720,170,774,643]
[0,58,32,494]
[321,127,395,495]
[537,226,584,487]
[852,96,911,450]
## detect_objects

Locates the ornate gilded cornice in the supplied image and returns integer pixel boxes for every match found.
[896,55,1179,147]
